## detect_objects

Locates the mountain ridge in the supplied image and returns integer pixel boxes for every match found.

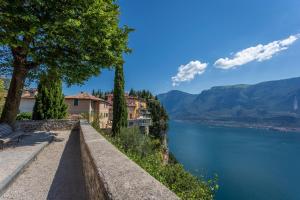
[158,77,300,128]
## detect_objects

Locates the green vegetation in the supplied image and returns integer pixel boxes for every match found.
[16,112,32,121]
[94,126,218,200]
[92,90,113,100]
[0,79,5,114]
[147,99,169,140]
[112,65,128,136]
[158,77,300,127]
[0,0,131,125]
[32,70,67,120]
[128,89,168,141]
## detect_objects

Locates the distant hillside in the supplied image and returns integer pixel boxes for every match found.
[157,90,197,117]
[158,77,300,127]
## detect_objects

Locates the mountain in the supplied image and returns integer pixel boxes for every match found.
[158,77,300,127]
[157,90,197,117]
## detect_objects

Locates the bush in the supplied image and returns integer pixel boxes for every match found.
[116,127,156,158]
[16,112,32,120]
[96,126,218,200]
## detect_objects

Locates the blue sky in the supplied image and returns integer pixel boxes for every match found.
[64,0,300,95]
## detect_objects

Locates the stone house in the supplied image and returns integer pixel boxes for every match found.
[106,93,152,134]
[18,90,150,131]
[19,89,37,113]
[98,99,112,128]
[106,93,148,120]
[19,91,112,128]
[65,92,111,128]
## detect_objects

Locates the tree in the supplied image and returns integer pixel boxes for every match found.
[0,0,131,125]
[32,69,67,120]
[128,89,169,141]
[147,99,169,140]
[0,79,5,114]
[112,64,128,136]
[129,88,136,97]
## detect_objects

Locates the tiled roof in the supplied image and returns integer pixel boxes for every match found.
[65,93,102,101]
[21,89,37,99]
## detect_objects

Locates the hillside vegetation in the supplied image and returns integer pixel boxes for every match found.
[158,77,300,127]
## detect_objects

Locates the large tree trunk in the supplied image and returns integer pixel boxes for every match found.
[0,64,28,126]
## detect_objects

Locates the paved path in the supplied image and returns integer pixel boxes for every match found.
[0,132,53,195]
[0,130,87,200]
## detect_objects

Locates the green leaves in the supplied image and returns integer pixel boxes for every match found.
[0,0,131,84]
[96,127,217,200]
[1,0,131,123]
[112,64,127,136]
[32,70,67,120]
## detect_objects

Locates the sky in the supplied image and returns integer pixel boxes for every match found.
[64,0,300,95]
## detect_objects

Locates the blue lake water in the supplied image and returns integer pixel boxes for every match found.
[168,120,300,200]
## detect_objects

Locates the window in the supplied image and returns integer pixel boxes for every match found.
[74,99,79,106]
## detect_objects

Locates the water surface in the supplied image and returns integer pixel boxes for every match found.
[168,120,300,200]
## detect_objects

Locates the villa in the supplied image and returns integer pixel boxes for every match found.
[106,93,148,119]
[19,91,152,131]
[106,93,152,133]
[19,89,37,113]
[19,91,112,128]
[65,92,111,128]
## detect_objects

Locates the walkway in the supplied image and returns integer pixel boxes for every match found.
[0,130,87,200]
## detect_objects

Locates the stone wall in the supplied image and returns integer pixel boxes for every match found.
[15,120,79,132]
[79,120,179,200]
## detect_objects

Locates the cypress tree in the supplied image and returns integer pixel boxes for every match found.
[112,64,128,136]
[32,69,67,120]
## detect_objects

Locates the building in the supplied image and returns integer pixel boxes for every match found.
[106,93,152,134]
[65,92,111,128]
[19,91,112,128]
[19,89,37,113]
[18,90,151,131]
[106,93,148,120]
[98,99,112,128]
[128,108,152,134]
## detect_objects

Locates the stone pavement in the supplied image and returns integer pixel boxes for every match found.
[0,132,53,196]
[0,130,87,200]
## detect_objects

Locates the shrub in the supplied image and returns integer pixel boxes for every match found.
[16,112,32,120]
[96,126,218,200]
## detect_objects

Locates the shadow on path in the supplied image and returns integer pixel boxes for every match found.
[47,129,87,200]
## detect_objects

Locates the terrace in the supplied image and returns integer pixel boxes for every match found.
[0,120,178,200]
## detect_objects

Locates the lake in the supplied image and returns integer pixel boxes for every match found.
[168,120,300,200]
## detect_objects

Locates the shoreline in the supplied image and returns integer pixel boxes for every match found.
[172,119,300,133]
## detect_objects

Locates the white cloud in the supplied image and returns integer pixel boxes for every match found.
[172,60,208,86]
[214,34,299,69]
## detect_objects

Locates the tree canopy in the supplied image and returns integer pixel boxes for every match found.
[128,89,169,140]
[112,65,127,136]
[32,69,67,120]
[0,79,5,114]
[0,0,131,124]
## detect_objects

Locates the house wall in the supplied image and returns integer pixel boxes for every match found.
[19,98,35,113]
[66,99,92,121]
[98,102,110,128]
[128,106,135,119]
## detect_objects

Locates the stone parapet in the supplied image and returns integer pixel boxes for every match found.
[15,120,79,132]
[79,120,179,200]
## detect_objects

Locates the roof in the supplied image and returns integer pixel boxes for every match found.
[65,92,101,101]
[21,89,37,99]
[21,95,35,99]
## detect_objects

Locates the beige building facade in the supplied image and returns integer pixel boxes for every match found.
[65,92,111,128]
